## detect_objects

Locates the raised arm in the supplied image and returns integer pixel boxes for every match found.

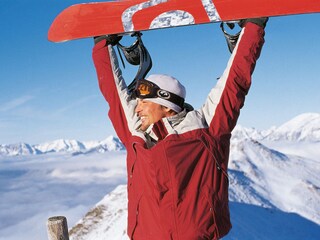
[92,39,139,146]
[201,21,266,140]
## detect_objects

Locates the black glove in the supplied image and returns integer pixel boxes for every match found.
[239,17,268,28]
[94,34,122,46]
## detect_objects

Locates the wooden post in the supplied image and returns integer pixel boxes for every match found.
[47,216,69,240]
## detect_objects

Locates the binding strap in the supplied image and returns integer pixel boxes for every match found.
[220,22,241,53]
[116,32,153,93]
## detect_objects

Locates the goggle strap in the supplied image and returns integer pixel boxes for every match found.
[134,79,185,109]
[162,91,184,109]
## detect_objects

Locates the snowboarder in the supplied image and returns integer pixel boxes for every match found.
[92,18,267,240]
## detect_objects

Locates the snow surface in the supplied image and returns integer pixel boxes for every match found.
[0,113,319,239]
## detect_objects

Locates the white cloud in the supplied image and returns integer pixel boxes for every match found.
[0,95,34,112]
[53,94,99,116]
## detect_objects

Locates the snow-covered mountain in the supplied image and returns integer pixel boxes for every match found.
[86,136,125,153]
[233,113,320,142]
[0,142,40,156]
[35,139,86,153]
[1,113,318,157]
[264,113,320,141]
[0,136,125,156]
[229,137,320,224]
[68,113,320,240]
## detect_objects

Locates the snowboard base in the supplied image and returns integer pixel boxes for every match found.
[48,0,320,42]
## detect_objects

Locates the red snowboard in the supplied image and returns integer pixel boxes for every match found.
[48,0,320,42]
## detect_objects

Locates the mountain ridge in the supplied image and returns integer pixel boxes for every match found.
[0,136,125,156]
[1,113,319,156]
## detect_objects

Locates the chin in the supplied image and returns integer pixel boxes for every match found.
[141,127,148,131]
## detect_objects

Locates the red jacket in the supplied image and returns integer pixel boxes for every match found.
[92,23,265,240]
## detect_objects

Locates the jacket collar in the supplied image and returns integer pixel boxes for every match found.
[144,109,187,143]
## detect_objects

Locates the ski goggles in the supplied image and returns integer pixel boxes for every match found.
[133,79,185,109]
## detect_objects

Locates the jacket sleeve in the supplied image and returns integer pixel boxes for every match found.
[92,40,139,146]
[201,22,265,140]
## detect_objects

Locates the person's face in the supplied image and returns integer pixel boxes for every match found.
[135,99,172,131]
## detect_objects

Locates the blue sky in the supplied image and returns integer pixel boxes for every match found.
[0,0,319,144]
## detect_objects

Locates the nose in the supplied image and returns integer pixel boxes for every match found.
[135,99,142,114]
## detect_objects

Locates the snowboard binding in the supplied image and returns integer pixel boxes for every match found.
[220,22,241,53]
[116,32,153,94]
